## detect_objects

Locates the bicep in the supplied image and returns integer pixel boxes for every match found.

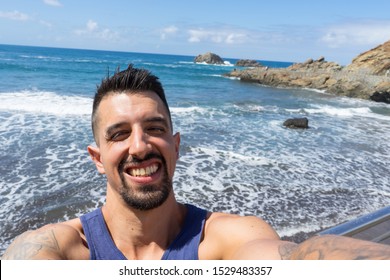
[205,214,287,259]
[224,216,298,259]
[232,239,298,260]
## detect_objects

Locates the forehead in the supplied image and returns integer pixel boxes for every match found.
[96,91,170,128]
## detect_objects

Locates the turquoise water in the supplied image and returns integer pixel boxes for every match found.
[1,44,390,254]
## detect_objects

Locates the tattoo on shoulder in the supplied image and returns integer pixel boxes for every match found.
[2,229,61,260]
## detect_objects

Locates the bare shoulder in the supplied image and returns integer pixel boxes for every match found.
[205,212,280,240]
[200,212,294,259]
[2,219,89,260]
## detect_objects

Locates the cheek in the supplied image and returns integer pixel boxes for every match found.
[161,142,179,175]
[101,143,128,167]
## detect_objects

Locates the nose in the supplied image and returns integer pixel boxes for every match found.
[128,127,152,159]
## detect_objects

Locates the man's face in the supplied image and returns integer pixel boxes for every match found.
[88,91,180,210]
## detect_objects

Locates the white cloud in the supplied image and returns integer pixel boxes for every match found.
[160,25,178,40]
[225,33,247,44]
[74,20,100,35]
[43,0,62,7]
[86,20,98,32]
[74,20,119,41]
[39,20,53,28]
[0,10,30,21]
[188,28,248,44]
[320,20,390,48]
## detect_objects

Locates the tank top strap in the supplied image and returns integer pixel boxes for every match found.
[161,204,208,260]
[80,208,126,260]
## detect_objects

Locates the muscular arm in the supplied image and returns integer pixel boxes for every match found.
[2,222,89,260]
[229,235,390,260]
[289,235,390,260]
[202,213,290,260]
[204,214,390,260]
[2,228,63,260]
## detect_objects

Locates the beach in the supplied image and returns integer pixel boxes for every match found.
[1,44,390,255]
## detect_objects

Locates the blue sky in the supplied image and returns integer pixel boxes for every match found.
[1,0,390,65]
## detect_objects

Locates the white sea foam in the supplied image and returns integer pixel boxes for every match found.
[233,103,265,112]
[178,61,193,65]
[195,61,234,67]
[224,76,240,80]
[171,106,210,115]
[302,87,327,94]
[304,105,372,117]
[0,91,92,116]
[285,104,390,123]
[20,54,62,61]
[189,146,275,166]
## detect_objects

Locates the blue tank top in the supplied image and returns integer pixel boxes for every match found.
[80,204,207,260]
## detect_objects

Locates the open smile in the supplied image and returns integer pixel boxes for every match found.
[126,163,159,177]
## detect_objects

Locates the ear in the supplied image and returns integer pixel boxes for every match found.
[173,132,181,160]
[87,145,106,174]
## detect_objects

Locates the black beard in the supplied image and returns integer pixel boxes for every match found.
[118,153,172,211]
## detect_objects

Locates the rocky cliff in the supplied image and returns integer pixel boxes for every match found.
[225,40,390,103]
[346,41,390,75]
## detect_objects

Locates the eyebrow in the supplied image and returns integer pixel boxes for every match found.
[144,116,171,132]
[104,117,170,138]
[105,122,128,138]
[144,116,169,127]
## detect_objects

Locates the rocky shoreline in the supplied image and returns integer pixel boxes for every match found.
[222,40,390,104]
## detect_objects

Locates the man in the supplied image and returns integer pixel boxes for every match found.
[2,65,390,260]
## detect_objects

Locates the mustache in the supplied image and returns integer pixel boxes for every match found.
[118,152,164,172]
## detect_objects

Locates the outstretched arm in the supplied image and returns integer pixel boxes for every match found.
[202,213,299,259]
[2,227,63,260]
[209,213,390,260]
[1,222,88,260]
[233,234,390,260]
[289,234,390,260]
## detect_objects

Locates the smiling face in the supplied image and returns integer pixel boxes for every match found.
[88,91,180,211]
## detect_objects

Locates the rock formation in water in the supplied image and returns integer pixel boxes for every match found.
[235,59,262,67]
[283,117,309,129]
[194,52,224,64]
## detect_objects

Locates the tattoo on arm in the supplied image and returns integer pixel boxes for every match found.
[2,229,61,260]
[287,235,390,260]
[278,243,298,260]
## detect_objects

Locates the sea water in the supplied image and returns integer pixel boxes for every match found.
[1,44,389,254]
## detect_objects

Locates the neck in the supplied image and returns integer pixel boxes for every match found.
[102,192,186,259]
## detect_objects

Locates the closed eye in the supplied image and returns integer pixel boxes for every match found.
[147,126,166,135]
[108,130,130,141]
[144,117,170,134]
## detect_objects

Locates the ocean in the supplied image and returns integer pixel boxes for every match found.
[1,44,389,255]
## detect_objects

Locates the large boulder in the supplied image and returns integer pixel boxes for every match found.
[194,52,224,64]
[235,59,262,67]
[283,117,309,129]
[370,91,390,103]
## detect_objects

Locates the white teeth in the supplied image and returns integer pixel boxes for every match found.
[129,164,158,177]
